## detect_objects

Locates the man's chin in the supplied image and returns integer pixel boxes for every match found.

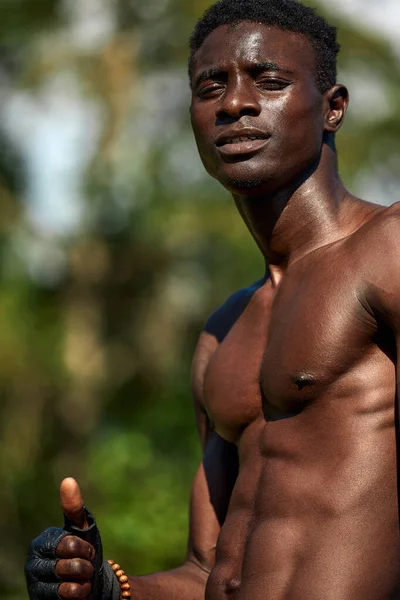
[217,172,271,196]
[225,177,264,191]
[213,161,277,195]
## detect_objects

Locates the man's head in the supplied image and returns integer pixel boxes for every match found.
[189,0,348,196]
[189,0,340,95]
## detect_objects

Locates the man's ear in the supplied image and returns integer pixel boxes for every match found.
[324,84,349,133]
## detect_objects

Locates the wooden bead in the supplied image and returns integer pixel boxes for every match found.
[107,559,131,598]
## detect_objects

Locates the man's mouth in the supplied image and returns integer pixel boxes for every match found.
[221,135,266,145]
[215,128,270,157]
[216,136,269,157]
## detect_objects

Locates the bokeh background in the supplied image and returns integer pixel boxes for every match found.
[1,1,400,598]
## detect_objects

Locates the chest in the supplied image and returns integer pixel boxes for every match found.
[203,272,376,443]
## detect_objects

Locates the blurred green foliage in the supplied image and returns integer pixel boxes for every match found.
[1,1,400,599]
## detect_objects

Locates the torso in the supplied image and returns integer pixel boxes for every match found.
[201,205,400,600]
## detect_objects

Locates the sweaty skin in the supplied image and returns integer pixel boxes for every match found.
[198,209,400,600]
[188,21,400,600]
[29,20,400,600]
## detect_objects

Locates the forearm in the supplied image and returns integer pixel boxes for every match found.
[127,561,208,600]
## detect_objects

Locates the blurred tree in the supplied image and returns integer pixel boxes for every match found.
[0,1,399,599]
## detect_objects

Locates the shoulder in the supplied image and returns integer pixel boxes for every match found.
[362,201,400,269]
[347,201,400,268]
[356,202,400,326]
[203,278,265,343]
[361,201,400,242]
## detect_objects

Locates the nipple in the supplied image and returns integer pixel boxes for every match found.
[293,373,316,391]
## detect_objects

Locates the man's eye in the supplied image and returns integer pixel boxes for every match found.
[197,84,224,98]
[258,80,288,90]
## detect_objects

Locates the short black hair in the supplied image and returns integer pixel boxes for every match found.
[189,0,340,94]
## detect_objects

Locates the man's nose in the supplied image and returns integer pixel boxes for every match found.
[216,81,261,121]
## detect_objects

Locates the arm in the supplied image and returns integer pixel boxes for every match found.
[129,331,238,599]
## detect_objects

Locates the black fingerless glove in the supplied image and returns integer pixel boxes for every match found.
[25,509,121,600]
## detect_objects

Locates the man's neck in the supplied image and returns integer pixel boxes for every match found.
[233,144,364,285]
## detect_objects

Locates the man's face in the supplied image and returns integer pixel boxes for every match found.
[190,22,327,195]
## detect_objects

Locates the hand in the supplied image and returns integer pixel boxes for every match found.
[25,478,111,600]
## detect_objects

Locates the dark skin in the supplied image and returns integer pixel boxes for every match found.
[43,21,400,600]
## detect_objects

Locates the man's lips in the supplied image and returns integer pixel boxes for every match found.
[217,138,269,156]
[215,129,270,156]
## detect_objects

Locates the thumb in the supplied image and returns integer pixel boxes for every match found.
[60,477,88,529]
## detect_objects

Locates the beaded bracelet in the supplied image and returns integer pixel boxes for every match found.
[107,560,131,599]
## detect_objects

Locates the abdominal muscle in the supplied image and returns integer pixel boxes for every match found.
[205,405,400,600]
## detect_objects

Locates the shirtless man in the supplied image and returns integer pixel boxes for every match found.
[25,0,400,599]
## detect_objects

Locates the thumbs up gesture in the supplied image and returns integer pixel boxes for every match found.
[25,478,120,600]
